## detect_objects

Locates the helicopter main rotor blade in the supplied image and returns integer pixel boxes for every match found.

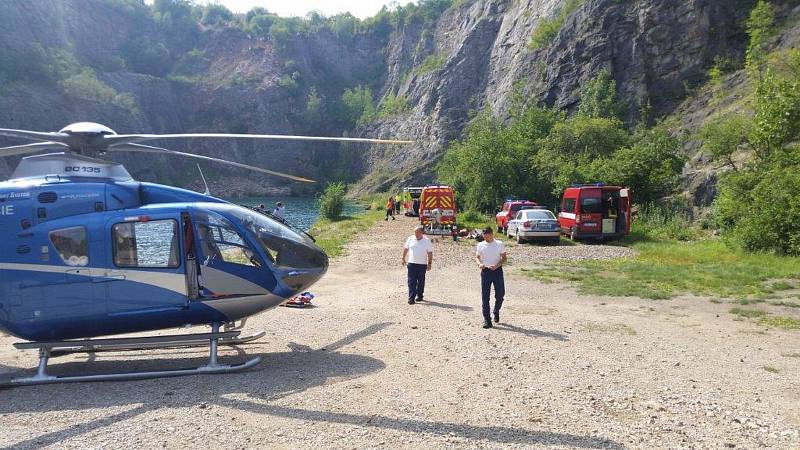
[0,128,70,144]
[105,133,414,147]
[0,141,70,157]
[108,143,316,183]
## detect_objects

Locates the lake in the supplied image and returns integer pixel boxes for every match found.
[233,196,362,231]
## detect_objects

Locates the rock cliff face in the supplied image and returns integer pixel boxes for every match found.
[0,0,794,202]
[354,0,759,193]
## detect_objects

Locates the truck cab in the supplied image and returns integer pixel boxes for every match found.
[558,184,631,240]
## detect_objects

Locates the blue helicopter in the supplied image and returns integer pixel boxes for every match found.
[0,122,411,386]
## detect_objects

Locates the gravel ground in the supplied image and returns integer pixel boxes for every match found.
[1,214,798,449]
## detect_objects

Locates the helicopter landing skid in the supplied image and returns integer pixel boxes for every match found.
[1,324,262,387]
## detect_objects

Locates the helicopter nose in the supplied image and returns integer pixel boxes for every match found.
[277,244,329,295]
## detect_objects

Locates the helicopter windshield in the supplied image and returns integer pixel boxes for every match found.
[204,204,327,270]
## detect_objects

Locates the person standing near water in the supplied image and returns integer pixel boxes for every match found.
[402,225,432,304]
[273,202,286,220]
[475,227,507,328]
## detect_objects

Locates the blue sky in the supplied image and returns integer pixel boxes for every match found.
[194,1,403,18]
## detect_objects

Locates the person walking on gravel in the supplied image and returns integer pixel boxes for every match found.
[402,225,432,304]
[476,227,507,328]
[385,196,396,221]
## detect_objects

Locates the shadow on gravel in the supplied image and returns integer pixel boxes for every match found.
[416,300,474,311]
[494,323,569,341]
[219,397,623,449]
[0,323,392,449]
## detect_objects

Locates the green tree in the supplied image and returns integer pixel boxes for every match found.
[597,124,685,204]
[745,0,776,74]
[341,85,376,125]
[700,114,751,169]
[319,183,347,220]
[201,3,233,26]
[577,69,623,120]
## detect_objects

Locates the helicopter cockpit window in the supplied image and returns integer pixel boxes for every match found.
[225,206,326,269]
[49,227,89,266]
[196,221,261,268]
[113,220,180,268]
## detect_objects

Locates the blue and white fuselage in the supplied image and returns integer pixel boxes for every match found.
[0,154,328,341]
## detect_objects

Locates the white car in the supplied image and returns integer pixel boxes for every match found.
[507,209,560,244]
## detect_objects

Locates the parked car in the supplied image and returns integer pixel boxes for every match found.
[558,184,631,240]
[507,208,560,244]
[495,200,538,233]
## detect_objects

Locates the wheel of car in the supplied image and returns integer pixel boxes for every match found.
[516,232,524,244]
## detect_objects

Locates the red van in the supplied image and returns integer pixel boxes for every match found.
[558,184,631,240]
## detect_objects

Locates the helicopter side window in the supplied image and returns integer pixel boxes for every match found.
[112,220,180,268]
[49,227,89,267]
[196,223,261,268]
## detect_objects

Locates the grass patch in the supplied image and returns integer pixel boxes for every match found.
[524,239,800,300]
[770,301,800,308]
[308,194,385,258]
[581,322,637,335]
[763,365,780,373]
[416,53,446,75]
[758,315,800,330]
[730,307,767,318]
[528,0,584,50]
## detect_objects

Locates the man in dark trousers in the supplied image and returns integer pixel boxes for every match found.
[475,227,507,328]
[401,225,433,304]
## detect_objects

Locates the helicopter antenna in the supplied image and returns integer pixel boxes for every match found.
[197,164,211,196]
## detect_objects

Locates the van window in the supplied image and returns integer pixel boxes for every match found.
[113,220,180,268]
[581,197,602,214]
[49,227,88,266]
[562,198,576,214]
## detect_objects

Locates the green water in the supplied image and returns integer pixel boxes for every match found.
[233,196,362,231]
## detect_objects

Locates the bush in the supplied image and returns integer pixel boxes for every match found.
[578,69,623,119]
[319,183,347,220]
[635,203,699,241]
[416,53,446,75]
[60,68,138,113]
[528,0,583,50]
[377,93,410,118]
[341,85,377,126]
[201,3,233,26]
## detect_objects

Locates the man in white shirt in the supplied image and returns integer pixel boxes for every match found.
[475,227,507,328]
[273,202,286,220]
[401,225,433,304]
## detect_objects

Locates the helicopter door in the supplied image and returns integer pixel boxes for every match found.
[105,215,187,318]
[43,225,100,335]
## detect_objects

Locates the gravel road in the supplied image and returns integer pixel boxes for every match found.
[1,215,798,449]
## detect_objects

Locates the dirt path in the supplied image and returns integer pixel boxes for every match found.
[1,214,798,449]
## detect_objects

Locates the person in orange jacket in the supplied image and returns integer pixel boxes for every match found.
[385,196,396,221]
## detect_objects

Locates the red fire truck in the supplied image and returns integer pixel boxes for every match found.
[419,185,457,235]
[558,184,631,240]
